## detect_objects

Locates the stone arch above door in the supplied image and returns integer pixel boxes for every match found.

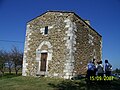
[36,41,53,60]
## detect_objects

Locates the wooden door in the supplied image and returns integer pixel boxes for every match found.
[40,53,47,71]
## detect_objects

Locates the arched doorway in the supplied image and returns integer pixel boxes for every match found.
[36,41,52,76]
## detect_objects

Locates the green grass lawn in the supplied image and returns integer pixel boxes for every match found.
[0,74,120,90]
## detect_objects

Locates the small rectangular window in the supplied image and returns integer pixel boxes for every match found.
[44,26,48,34]
[68,36,70,40]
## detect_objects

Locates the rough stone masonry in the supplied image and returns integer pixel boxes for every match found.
[22,11,102,79]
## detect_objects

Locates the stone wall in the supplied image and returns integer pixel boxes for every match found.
[22,12,75,78]
[22,11,102,79]
[73,15,102,75]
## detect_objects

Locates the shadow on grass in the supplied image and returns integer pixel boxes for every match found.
[48,79,86,90]
[48,79,120,90]
[0,73,22,79]
[86,80,120,90]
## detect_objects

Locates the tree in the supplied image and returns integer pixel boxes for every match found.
[5,52,14,74]
[112,68,120,74]
[115,68,120,73]
[0,50,7,75]
[10,46,23,75]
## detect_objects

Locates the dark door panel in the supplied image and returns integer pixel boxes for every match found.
[40,53,47,71]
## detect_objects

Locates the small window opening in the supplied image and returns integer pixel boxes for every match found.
[68,36,70,40]
[44,26,48,34]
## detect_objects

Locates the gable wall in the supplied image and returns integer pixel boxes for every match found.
[23,12,75,78]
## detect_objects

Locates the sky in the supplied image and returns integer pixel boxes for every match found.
[0,0,120,70]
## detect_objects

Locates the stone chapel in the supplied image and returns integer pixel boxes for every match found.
[22,11,102,79]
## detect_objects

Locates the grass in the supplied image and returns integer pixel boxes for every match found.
[0,74,120,90]
[0,73,64,90]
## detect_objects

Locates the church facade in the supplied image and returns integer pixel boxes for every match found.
[22,11,102,79]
